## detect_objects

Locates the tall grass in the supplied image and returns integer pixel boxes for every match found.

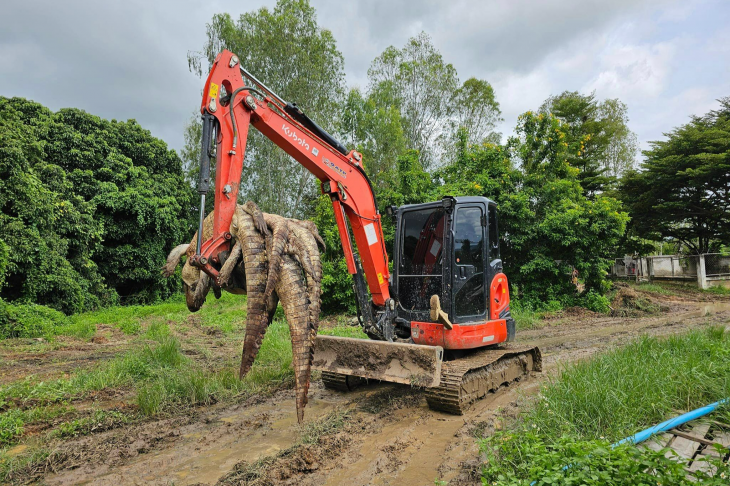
[511,305,543,330]
[0,315,366,418]
[631,282,673,295]
[529,326,730,441]
[704,285,730,296]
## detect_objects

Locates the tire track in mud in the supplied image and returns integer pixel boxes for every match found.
[41,302,730,486]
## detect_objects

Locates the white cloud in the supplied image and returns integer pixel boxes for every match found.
[585,41,676,100]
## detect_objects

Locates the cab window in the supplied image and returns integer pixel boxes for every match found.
[398,207,445,311]
[488,205,499,257]
[453,207,486,318]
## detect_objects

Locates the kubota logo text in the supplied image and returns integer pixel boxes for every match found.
[282,124,310,151]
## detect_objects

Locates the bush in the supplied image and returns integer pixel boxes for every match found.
[481,430,729,485]
[0,302,70,339]
[580,289,611,313]
[0,97,194,313]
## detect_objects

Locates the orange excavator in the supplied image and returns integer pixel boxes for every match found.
[191,50,540,414]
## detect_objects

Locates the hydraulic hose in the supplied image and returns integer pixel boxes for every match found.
[229,86,264,149]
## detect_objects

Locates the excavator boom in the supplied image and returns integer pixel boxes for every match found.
[191,50,391,312]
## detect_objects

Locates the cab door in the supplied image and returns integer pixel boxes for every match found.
[451,204,487,323]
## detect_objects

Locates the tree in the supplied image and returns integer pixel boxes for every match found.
[619,99,730,254]
[367,33,500,168]
[444,78,502,146]
[189,0,346,218]
[508,112,628,299]
[340,88,405,189]
[599,98,638,179]
[435,117,629,306]
[541,91,637,195]
[368,32,457,168]
[0,97,193,312]
[314,112,628,313]
[180,113,202,187]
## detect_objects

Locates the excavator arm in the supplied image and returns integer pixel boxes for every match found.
[191,50,393,331]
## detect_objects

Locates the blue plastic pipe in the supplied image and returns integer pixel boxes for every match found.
[614,398,728,447]
[529,398,728,485]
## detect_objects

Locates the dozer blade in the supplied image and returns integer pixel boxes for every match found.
[313,335,444,387]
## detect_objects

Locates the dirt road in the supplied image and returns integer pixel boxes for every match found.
[37,296,730,486]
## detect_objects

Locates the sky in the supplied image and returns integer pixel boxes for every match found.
[1,0,728,158]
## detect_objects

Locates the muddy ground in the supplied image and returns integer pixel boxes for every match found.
[5,285,730,485]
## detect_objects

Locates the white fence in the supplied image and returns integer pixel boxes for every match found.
[611,254,730,289]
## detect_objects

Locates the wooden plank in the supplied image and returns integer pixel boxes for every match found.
[641,432,674,452]
[701,446,722,458]
[670,428,724,449]
[687,453,717,476]
[670,423,710,459]
[712,430,730,448]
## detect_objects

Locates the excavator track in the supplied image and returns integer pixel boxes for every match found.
[425,345,542,415]
[321,371,365,391]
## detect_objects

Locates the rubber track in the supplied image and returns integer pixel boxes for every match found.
[321,371,366,392]
[425,345,542,415]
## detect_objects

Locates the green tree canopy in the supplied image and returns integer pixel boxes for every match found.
[340,88,406,189]
[0,97,193,313]
[436,117,629,303]
[541,91,637,196]
[367,32,501,169]
[619,98,730,254]
[316,116,628,312]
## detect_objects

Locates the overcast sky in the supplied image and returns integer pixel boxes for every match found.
[1,0,728,159]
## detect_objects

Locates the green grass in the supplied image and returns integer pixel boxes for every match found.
[478,326,730,485]
[631,282,674,295]
[68,291,249,338]
[530,326,730,441]
[1,291,253,341]
[0,289,368,483]
[0,326,293,416]
[0,405,74,447]
[0,335,188,408]
[52,410,131,439]
[704,285,730,295]
[0,311,365,420]
[319,323,368,339]
[511,305,544,330]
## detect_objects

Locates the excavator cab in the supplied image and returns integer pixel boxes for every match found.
[392,196,515,349]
